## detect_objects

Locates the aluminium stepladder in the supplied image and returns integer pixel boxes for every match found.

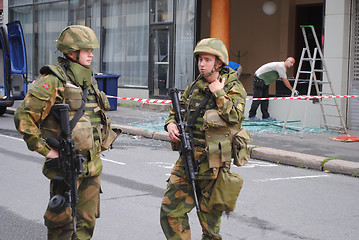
[281,25,348,138]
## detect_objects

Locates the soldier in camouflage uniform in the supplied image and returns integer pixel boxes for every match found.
[14,25,118,240]
[160,38,247,239]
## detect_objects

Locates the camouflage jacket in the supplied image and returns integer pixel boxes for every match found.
[165,67,247,180]
[14,57,108,179]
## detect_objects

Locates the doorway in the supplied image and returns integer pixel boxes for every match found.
[293,3,323,95]
[149,25,173,97]
[148,0,174,98]
[295,4,323,74]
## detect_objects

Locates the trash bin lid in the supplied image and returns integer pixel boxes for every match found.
[95,73,121,78]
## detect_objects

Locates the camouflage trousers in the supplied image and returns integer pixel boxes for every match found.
[160,174,223,240]
[44,176,101,240]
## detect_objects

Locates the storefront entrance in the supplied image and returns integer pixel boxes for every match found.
[149,25,173,97]
[148,0,174,98]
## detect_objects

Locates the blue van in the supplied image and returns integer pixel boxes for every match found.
[0,21,27,116]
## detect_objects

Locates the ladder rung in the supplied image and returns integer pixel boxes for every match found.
[321,100,337,104]
[299,71,312,74]
[321,103,337,107]
[323,114,341,117]
[314,69,325,72]
[311,81,329,84]
[302,58,312,61]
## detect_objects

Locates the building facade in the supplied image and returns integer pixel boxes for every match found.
[5,0,196,100]
[3,0,359,130]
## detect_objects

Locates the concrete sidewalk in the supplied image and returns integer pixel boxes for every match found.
[7,101,359,177]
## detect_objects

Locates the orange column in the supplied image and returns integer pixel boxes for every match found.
[210,0,231,52]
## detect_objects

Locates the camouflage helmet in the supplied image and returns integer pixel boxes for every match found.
[193,38,229,65]
[56,25,99,54]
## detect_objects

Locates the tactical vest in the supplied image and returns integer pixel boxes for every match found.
[184,69,251,171]
[39,60,118,179]
[184,70,239,144]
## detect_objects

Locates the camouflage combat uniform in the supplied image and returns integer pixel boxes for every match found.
[14,26,116,240]
[160,59,247,239]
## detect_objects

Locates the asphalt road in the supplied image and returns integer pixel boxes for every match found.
[1,113,359,239]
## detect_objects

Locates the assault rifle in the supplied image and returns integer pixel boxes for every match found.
[45,104,84,239]
[169,88,201,212]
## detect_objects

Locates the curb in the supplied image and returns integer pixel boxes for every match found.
[8,107,359,177]
[115,124,170,141]
[250,146,325,171]
[112,124,359,177]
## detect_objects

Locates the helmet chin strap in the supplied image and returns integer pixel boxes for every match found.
[201,58,221,77]
[65,51,81,64]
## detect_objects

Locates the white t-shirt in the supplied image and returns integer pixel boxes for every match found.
[255,61,287,85]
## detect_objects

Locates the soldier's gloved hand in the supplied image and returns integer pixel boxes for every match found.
[294,90,299,96]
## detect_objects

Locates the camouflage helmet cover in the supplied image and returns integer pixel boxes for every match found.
[193,38,229,65]
[56,25,99,54]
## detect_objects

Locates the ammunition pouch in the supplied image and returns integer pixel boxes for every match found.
[204,110,232,169]
[98,110,121,151]
[71,114,94,151]
[99,90,111,111]
[203,109,252,168]
[64,86,83,110]
[232,128,252,166]
[101,125,120,150]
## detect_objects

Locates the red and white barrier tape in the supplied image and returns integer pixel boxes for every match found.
[107,94,359,104]
[246,94,359,101]
[106,96,172,104]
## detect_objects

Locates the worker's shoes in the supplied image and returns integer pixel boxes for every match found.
[262,117,277,121]
[249,116,260,121]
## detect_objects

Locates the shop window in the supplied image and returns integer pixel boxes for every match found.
[150,0,173,23]
[9,0,32,7]
[103,0,149,88]
[34,2,68,74]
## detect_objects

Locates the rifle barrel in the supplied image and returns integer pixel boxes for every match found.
[169,88,201,212]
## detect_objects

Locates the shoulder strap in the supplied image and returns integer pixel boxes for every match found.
[187,91,213,128]
[186,77,200,100]
[39,65,66,83]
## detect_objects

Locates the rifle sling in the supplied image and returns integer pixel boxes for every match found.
[186,91,214,128]
[69,86,87,132]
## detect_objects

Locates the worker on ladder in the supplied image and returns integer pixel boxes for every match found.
[249,57,299,121]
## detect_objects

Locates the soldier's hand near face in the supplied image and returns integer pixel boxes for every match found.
[167,122,180,142]
[209,77,225,93]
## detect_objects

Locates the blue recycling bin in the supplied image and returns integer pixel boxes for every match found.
[95,73,121,111]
